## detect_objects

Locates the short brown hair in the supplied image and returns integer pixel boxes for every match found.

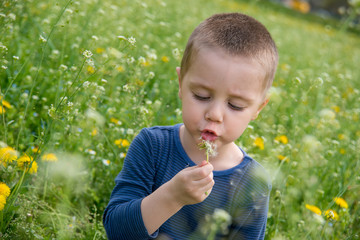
[180,13,278,92]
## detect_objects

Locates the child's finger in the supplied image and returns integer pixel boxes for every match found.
[198,160,208,167]
[191,163,213,180]
[194,171,214,186]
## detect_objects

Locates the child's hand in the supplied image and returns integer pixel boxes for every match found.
[167,160,214,206]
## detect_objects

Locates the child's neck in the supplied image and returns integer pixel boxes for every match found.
[208,143,243,171]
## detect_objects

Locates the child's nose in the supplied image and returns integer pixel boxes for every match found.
[205,102,224,123]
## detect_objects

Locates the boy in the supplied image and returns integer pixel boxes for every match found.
[103,12,278,239]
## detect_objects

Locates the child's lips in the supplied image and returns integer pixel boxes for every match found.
[201,130,218,141]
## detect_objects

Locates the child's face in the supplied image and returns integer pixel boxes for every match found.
[177,47,268,151]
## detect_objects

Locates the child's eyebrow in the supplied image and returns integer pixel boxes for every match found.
[189,81,212,91]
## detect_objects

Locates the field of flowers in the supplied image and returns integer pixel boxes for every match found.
[1,0,359,239]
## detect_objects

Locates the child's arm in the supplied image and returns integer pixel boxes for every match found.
[141,160,214,234]
[103,129,214,239]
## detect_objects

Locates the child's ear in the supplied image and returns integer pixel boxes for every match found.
[176,67,182,99]
[251,98,269,120]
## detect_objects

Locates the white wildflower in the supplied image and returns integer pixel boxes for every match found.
[147,52,157,60]
[127,57,135,64]
[172,48,180,59]
[117,35,127,41]
[59,64,68,71]
[83,50,93,58]
[138,56,146,64]
[39,35,47,43]
[128,37,136,46]
[8,13,16,21]
[86,58,94,66]
[319,109,336,120]
[148,71,155,79]
[102,159,110,166]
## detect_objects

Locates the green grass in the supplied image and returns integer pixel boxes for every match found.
[0,0,359,239]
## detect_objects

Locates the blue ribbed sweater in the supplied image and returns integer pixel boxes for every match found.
[103,124,271,240]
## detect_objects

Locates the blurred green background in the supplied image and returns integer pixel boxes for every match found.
[0,0,359,239]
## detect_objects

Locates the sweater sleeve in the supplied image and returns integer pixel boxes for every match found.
[103,129,158,240]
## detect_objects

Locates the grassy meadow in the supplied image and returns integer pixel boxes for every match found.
[1,0,360,239]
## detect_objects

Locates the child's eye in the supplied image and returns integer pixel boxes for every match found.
[228,102,244,111]
[193,94,210,101]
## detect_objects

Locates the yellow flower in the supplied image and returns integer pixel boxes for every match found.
[277,155,289,162]
[275,135,289,144]
[290,0,310,14]
[41,153,58,162]
[338,134,345,140]
[305,204,322,215]
[17,154,38,174]
[0,182,11,198]
[114,139,130,148]
[0,106,5,114]
[0,195,6,211]
[87,66,95,74]
[110,117,121,125]
[339,148,346,154]
[96,47,105,53]
[324,209,339,221]
[0,146,18,166]
[331,105,340,113]
[116,66,125,72]
[254,137,264,150]
[141,61,150,67]
[334,197,348,209]
[280,63,290,71]
[31,146,41,153]
[91,128,97,136]
[135,79,144,86]
[0,96,12,109]
[161,56,169,63]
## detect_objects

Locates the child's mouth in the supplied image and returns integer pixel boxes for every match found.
[201,130,218,141]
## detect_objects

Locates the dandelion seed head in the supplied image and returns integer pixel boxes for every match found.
[198,139,217,158]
